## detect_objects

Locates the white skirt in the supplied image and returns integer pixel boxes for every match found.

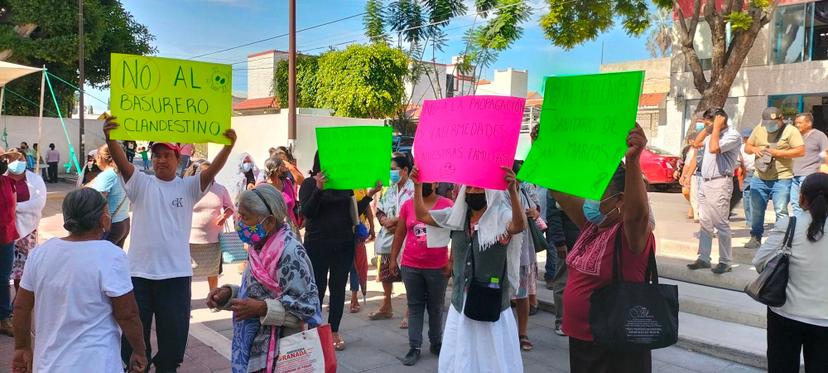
[438,301,523,373]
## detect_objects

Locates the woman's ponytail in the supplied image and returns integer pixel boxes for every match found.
[801,173,828,242]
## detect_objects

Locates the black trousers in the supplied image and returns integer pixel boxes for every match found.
[767,308,828,373]
[569,337,652,373]
[305,239,354,333]
[47,162,58,182]
[121,276,192,372]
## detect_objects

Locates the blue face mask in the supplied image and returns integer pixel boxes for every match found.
[766,122,780,133]
[582,194,620,226]
[7,160,26,175]
[390,170,401,184]
[695,122,705,131]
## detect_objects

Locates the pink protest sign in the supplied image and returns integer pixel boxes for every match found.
[413,95,525,190]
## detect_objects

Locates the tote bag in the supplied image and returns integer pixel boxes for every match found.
[745,216,796,307]
[589,232,679,350]
[276,324,337,373]
[219,222,248,264]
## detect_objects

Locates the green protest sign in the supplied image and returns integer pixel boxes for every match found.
[316,126,393,190]
[108,53,232,144]
[518,71,644,200]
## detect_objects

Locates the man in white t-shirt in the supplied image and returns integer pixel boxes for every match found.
[103,118,237,372]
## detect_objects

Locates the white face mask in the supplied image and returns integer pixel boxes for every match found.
[242,162,253,172]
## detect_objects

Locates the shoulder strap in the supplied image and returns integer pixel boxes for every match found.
[783,216,797,250]
[111,195,128,217]
[612,228,623,283]
[612,227,658,285]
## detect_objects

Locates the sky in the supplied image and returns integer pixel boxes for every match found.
[85,0,654,113]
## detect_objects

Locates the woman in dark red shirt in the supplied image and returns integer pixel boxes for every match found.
[551,124,655,373]
[0,149,20,336]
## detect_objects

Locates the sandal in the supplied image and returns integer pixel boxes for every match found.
[519,335,533,351]
[368,310,393,320]
[529,305,539,316]
[333,334,346,351]
[399,317,409,329]
[349,302,361,313]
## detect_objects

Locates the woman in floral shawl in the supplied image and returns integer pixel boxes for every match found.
[207,184,320,373]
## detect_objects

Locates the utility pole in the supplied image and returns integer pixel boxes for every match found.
[287,0,297,148]
[78,0,85,163]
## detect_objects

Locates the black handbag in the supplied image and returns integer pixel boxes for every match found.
[745,216,796,307]
[589,232,679,350]
[463,229,506,322]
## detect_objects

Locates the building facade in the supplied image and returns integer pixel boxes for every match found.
[661,0,828,154]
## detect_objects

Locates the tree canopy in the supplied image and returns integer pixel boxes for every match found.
[273,55,320,109]
[0,0,155,116]
[315,43,408,119]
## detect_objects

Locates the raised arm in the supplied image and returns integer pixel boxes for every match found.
[102,117,135,182]
[503,167,526,235]
[200,129,237,191]
[409,167,439,227]
[623,124,652,255]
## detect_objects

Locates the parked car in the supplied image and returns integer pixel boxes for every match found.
[392,135,414,154]
[640,145,680,191]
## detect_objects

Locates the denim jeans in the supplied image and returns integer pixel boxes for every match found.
[750,178,792,239]
[401,266,448,349]
[742,174,753,228]
[790,176,806,216]
[0,241,14,320]
[121,276,192,372]
[544,247,557,281]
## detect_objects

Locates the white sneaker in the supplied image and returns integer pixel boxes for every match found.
[554,324,566,337]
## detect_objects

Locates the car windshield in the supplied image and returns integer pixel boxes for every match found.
[647,145,675,156]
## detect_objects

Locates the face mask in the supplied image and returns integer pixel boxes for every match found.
[695,122,705,131]
[465,193,487,211]
[242,162,253,172]
[236,217,269,245]
[390,170,401,184]
[422,183,434,197]
[7,160,26,175]
[766,122,780,133]
[582,194,620,226]
[279,171,289,180]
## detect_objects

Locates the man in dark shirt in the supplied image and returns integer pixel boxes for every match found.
[545,190,581,336]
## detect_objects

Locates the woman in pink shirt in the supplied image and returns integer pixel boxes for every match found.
[187,160,234,291]
[388,182,453,366]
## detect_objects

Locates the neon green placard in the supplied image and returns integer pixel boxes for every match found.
[316,126,393,190]
[108,53,232,144]
[517,71,644,200]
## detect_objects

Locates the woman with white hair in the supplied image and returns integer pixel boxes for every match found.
[206,184,320,373]
[411,166,527,372]
[235,152,263,198]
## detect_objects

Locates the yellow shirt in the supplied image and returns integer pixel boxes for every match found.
[353,189,371,225]
[748,124,804,180]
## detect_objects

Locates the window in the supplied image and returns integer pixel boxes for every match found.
[768,93,828,133]
[772,1,828,64]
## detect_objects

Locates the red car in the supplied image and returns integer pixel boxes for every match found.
[640,146,680,190]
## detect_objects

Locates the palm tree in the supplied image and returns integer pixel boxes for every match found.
[646,7,672,58]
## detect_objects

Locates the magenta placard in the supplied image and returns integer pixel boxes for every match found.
[413,95,525,190]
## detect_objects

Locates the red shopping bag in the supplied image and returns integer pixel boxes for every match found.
[276,324,337,373]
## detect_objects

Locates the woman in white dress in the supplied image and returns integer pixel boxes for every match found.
[410,166,526,373]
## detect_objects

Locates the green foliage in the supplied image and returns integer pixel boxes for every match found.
[726,11,754,32]
[0,0,155,115]
[364,0,389,44]
[472,0,532,51]
[315,44,408,119]
[273,55,320,109]
[539,0,650,49]
[750,0,771,10]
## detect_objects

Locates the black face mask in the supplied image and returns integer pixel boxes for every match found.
[0,160,7,175]
[422,183,434,197]
[465,193,487,211]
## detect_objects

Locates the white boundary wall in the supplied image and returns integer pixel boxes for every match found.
[1,115,106,174]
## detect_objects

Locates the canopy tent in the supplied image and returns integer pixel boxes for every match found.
[0,61,81,174]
